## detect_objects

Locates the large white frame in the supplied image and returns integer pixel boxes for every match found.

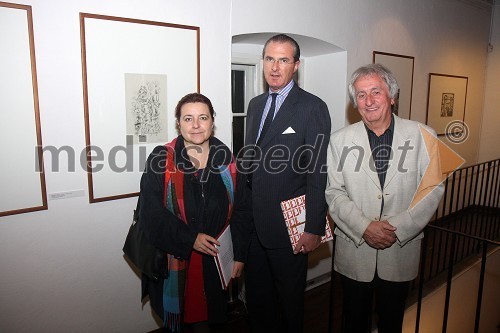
[0,2,47,217]
[80,13,199,203]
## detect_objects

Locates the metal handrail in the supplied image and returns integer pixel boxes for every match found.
[415,225,499,333]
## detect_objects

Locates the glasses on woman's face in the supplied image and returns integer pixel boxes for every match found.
[263,56,296,66]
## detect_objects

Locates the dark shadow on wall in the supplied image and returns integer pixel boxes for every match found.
[346,103,361,125]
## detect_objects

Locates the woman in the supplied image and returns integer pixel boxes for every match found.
[139,93,252,332]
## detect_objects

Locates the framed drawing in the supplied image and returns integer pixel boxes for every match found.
[373,51,415,119]
[0,2,47,217]
[425,73,468,136]
[80,13,199,203]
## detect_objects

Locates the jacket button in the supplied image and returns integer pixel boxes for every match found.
[377,195,382,199]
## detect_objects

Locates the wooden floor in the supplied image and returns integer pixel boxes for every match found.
[148,278,342,333]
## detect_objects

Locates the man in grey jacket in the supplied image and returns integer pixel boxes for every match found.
[325,64,444,333]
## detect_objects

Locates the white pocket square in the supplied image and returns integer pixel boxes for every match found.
[282,127,296,134]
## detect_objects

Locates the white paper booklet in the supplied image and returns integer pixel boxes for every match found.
[214,224,234,289]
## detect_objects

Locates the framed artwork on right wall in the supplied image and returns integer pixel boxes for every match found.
[373,51,415,120]
[426,73,468,136]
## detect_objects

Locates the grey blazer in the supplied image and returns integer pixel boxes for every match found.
[325,115,444,282]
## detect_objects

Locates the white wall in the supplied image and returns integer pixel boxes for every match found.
[302,53,347,282]
[479,3,500,163]
[0,0,496,332]
[0,0,231,332]
[303,52,348,133]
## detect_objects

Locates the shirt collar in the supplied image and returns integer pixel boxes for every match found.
[365,114,395,137]
[268,80,295,99]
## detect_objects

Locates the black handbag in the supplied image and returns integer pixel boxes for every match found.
[123,197,168,282]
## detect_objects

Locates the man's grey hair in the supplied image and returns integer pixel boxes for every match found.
[348,63,399,108]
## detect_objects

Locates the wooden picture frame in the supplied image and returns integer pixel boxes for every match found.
[373,51,415,119]
[0,2,47,217]
[80,13,200,203]
[426,73,468,136]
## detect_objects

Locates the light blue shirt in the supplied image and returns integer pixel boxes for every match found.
[257,80,295,140]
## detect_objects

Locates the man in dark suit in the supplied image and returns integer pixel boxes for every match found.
[242,34,331,333]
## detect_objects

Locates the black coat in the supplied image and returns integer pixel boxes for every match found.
[139,136,252,324]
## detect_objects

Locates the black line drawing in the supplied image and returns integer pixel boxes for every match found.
[132,81,161,136]
[125,73,168,144]
[440,93,454,117]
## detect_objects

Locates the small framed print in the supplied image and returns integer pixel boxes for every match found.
[426,73,468,136]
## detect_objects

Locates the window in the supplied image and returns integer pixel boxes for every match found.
[231,63,258,154]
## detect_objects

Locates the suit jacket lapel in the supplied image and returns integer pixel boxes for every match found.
[259,84,301,149]
[352,122,382,191]
[248,94,269,145]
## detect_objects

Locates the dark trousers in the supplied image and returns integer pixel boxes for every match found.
[341,274,410,333]
[245,232,308,333]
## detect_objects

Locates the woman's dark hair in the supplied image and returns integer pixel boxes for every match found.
[175,93,215,120]
[262,33,301,62]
